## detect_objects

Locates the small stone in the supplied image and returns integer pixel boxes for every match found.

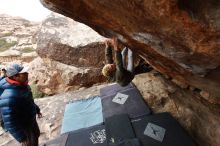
[200,90,210,99]
[200,91,220,104]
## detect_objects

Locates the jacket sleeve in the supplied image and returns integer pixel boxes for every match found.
[0,98,10,107]
[105,45,114,64]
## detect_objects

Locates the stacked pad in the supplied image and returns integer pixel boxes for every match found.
[66,125,107,146]
[131,112,196,146]
[105,114,141,146]
[61,96,103,134]
[44,125,106,146]
[101,87,151,119]
[105,114,135,143]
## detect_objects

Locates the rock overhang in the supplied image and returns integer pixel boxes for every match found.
[40,0,220,98]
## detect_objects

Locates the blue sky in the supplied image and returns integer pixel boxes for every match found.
[0,0,51,22]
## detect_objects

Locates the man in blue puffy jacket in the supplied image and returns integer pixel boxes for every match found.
[0,63,42,146]
[0,66,7,128]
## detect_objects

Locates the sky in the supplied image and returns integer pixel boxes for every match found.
[0,0,51,22]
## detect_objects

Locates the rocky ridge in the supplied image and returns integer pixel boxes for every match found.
[0,14,39,57]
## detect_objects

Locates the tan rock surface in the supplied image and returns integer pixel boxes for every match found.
[28,57,105,95]
[36,13,106,68]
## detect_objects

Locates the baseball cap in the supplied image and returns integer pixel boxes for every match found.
[6,63,29,77]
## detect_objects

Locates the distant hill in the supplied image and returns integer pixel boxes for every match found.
[0,14,39,57]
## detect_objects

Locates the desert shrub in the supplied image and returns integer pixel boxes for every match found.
[21,47,34,53]
[2,32,13,37]
[0,39,17,52]
[30,83,44,99]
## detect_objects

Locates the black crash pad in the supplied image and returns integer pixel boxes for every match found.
[43,134,68,146]
[65,124,107,146]
[109,138,141,146]
[100,83,134,97]
[105,114,135,144]
[101,88,151,119]
[131,112,196,146]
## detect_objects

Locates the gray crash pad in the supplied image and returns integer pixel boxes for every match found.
[105,114,135,144]
[131,112,196,146]
[101,88,151,119]
[109,138,141,146]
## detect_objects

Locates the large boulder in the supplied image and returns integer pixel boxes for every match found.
[36,13,106,68]
[34,14,110,95]
[40,0,220,98]
[28,57,105,95]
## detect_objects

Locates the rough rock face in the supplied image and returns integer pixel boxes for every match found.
[34,14,108,94]
[28,57,105,95]
[36,13,106,67]
[40,0,220,98]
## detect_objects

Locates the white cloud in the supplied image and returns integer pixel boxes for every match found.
[0,0,51,22]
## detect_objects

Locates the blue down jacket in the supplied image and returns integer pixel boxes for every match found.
[0,78,40,142]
